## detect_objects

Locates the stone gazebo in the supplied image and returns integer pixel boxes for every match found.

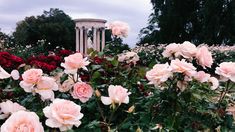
[74,18,107,54]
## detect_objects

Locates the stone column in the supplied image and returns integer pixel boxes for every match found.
[84,28,88,54]
[101,28,105,51]
[93,28,97,50]
[79,28,83,53]
[76,27,79,52]
[96,29,100,51]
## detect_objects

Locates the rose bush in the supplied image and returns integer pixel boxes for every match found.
[1,40,235,131]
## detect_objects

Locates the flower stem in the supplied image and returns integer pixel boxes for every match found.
[95,97,106,122]
[219,80,230,103]
[108,105,119,125]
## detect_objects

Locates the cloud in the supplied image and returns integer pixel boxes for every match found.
[0,0,152,47]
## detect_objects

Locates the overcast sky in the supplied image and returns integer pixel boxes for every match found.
[0,0,152,47]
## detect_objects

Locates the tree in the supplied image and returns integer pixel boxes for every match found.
[139,0,235,46]
[0,29,14,49]
[13,8,75,50]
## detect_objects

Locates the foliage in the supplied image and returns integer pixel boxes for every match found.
[103,37,130,56]
[6,40,47,59]
[132,44,167,66]
[0,30,14,50]
[1,43,235,131]
[13,8,75,51]
[139,0,235,45]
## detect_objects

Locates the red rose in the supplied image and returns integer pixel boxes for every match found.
[0,51,11,58]
[58,49,72,56]
[80,74,90,82]
[37,55,47,61]
[94,56,104,64]
[10,55,24,64]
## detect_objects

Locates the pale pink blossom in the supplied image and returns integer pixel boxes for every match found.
[20,69,43,92]
[170,59,196,77]
[61,53,90,74]
[162,43,181,58]
[196,46,213,68]
[146,63,172,86]
[209,77,219,90]
[72,82,93,103]
[215,62,235,82]
[35,76,59,101]
[21,69,43,84]
[179,41,197,59]
[20,69,43,93]
[59,78,74,92]
[193,71,211,83]
[1,111,44,132]
[108,21,130,37]
[101,85,131,105]
[0,66,11,79]
[118,51,139,65]
[43,99,83,131]
[20,69,58,101]
[0,100,26,119]
[10,69,20,80]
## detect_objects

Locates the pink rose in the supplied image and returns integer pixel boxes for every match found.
[0,100,26,119]
[193,71,210,83]
[43,99,84,131]
[179,41,197,59]
[108,21,130,37]
[0,66,11,79]
[101,85,131,105]
[59,78,74,92]
[10,69,20,80]
[20,69,43,92]
[209,77,219,90]
[170,59,196,77]
[118,51,139,65]
[72,82,93,103]
[61,53,90,74]
[22,68,43,84]
[20,69,58,101]
[36,76,59,101]
[146,63,172,86]
[162,43,181,58]
[215,62,235,82]
[1,111,44,132]
[112,27,122,36]
[196,46,213,68]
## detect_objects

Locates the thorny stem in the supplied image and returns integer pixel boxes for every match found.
[116,116,129,131]
[219,80,231,103]
[96,97,106,122]
[108,105,119,125]
[170,114,176,130]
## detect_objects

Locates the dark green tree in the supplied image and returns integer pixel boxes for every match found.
[13,8,75,50]
[0,29,14,49]
[140,0,235,46]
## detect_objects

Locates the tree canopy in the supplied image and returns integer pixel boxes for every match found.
[140,0,235,46]
[13,8,75,50]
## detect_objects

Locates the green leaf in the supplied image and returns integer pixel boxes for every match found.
[91,65,102,71]
[86,120,100,129]
[111,59,119,67]
[92,71,101,80]
[225,114,234,128]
